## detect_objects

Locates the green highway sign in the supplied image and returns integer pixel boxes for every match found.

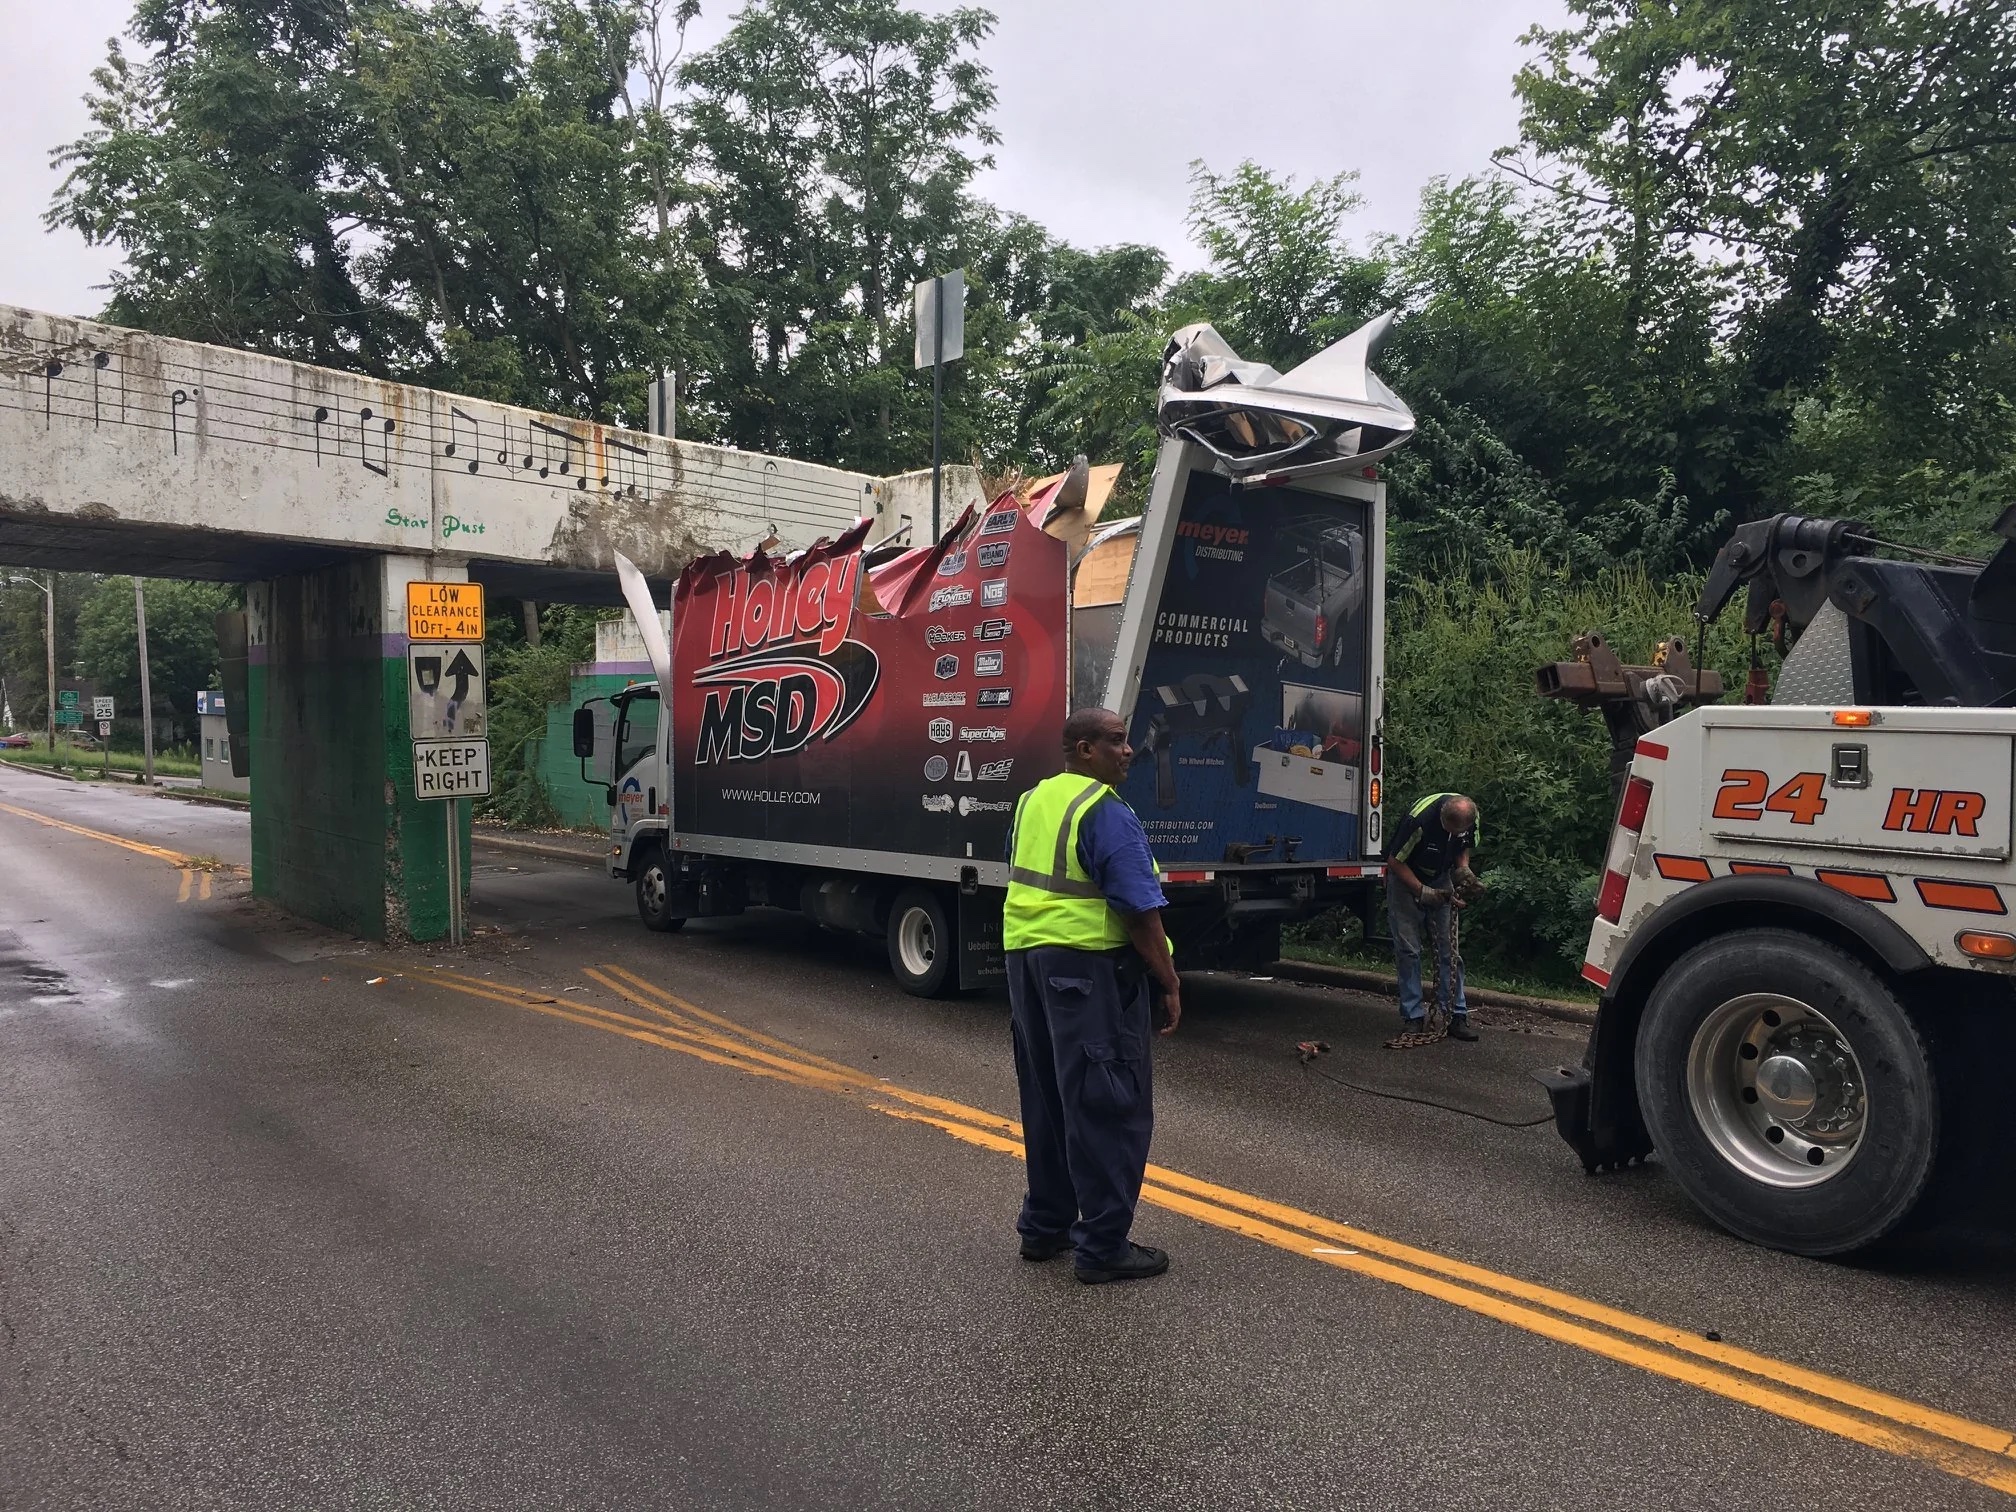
[57,690,79,708]
[56,709,82,726]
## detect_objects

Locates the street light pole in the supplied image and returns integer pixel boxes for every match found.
[133,577,155,784]
[7,574,56,755]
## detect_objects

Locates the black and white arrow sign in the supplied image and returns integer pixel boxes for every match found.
[407,641,487,740]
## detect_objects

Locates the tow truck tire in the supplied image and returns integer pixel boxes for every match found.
[633,844,687,933]
[887,886,956,998]
[1635,928,1937,1257]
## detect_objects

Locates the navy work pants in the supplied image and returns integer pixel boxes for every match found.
[1007,945,1154,1265]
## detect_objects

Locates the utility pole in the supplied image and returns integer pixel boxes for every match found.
[43,575,56,759]
[134,577,155,784]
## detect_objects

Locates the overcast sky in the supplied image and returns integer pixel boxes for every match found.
[0,0,1562,320]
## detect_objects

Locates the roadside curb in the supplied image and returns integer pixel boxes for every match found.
[0,759,80,783]
[1270,958,1597,1026]
[473,832,608,868]
[155,788,251,811]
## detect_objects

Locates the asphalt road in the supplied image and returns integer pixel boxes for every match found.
[4,764,2015,1510]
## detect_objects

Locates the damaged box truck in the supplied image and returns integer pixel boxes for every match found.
[574,314,1416,995]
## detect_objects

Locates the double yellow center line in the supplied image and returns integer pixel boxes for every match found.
[410,960,2016,1496]
[0,798,238,903]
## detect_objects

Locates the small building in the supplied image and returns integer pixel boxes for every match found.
[197,691,249,795]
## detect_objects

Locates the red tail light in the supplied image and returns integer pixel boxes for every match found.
[1597,775,1653,925]
[1596,870,1630,923]
[1618,775,1653,832]
[1315,613,1328,646]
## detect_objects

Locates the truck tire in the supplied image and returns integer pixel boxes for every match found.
[887,886,956,997]
[633,844,687,933]
[1634,928,1937,1256]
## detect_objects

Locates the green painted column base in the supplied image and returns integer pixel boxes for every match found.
[248,558,471,942]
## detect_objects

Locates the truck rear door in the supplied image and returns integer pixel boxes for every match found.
[1102,438,1384,867]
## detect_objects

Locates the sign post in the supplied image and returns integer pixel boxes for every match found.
[93,696,114,778]
[913,270,965,543]
[404,580,489,945]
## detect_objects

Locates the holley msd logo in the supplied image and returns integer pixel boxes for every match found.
[694,548,878,765]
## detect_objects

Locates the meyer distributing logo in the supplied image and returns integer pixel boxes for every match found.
[959,796,1013,816]
[925,624,966,646]
[695,548,878,765]
[977,541,1010,568]
[1176,519,1251,548]
[929,585,973,612]
[975,619,1012,641]
[936,550,967,577]
[974,652,1004,677]
[978,760,1013,781]
[933,654,960,680]
[980,579,1008,607]
[980,508,1019,535]
[959,725,1007,742]
[922,691,967,707]
[978,687,1012,708]
[928,718,954,743]
[924,755,949,782]
[922,794,954,814]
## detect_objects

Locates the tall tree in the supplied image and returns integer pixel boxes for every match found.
[1504,0,2016,511]
[679,0,999,470]
[76,577,237,736]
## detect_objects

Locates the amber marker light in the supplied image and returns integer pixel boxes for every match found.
[1956,930,2016,960]
[1831,709,1874,727]
[1368,778,1382,808]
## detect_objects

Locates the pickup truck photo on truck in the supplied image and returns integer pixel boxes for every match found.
[1262,517,1365,669]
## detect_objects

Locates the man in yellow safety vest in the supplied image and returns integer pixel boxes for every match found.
[1002,707,1180,1284]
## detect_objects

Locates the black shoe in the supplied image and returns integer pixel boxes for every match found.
[1075,1243,1170,1284]
[1448,1016,1479,1041]
[1019,1232,1072,1262]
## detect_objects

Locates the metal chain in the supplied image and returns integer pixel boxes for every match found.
[1384,902,1459,1051]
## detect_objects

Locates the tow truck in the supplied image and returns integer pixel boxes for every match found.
[1538,511,2016,1255]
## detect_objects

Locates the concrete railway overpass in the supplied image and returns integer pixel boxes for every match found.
[0,304,978,941]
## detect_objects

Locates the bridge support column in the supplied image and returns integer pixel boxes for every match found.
[247,555,470,941]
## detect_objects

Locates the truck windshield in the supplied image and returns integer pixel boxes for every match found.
[614,691,660,775]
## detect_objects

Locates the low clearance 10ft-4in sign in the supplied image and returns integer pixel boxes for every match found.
[406,581,485,641]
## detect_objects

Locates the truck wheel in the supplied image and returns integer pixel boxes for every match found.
[634,845,687,933]
[1635,929,1936,1256]
[887,886,956,997]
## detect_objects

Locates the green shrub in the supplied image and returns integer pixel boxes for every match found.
[1379,549,1767,985]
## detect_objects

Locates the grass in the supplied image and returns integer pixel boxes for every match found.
[0,739,201,777]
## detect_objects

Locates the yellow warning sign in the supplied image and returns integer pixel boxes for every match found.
[405,581,486,641]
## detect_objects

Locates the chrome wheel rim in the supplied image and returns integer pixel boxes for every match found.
[1686,992,1866,1188]
[896,906,937,979]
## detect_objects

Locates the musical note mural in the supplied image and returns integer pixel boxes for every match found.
[0,303,879,579]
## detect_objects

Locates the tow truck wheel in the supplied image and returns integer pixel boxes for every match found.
[1635,929,1937,1256]
[633,845,687,934]
[887,886,956,998]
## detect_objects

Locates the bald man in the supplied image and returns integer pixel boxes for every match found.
[1386,792,1480,1040]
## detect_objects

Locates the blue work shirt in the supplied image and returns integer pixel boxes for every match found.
[1077,791,1168,917]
